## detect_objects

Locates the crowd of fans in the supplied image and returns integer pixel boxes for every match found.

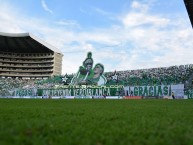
[0,78,34,96]
[105,64,193,87]
[0,64,193,97]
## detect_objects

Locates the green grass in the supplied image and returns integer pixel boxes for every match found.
[0,99,193,145]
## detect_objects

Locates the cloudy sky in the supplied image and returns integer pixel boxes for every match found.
[0,0,192,74]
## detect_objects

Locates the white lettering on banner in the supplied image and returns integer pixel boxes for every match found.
[107,88,111,96]
[95,89,98,96]
[12,85,184,99]
[15,89,37,97]
[32,87,113,97]
[99,88,103,96]
[125,85,184,98]
[129,86,170,96]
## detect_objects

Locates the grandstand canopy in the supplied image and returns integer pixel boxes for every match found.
[184,0,193,28]
[0,32,63,54]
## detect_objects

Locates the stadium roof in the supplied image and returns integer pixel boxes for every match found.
[0,32,63,55]
[184,0,193,28]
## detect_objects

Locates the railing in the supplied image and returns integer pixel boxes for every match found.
[0,64,53,68]
[0,73,52,77]
[0,68,53,73]
[0,51,54,59]
[0,59,54,64]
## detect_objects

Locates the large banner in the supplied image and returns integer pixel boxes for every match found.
[124,84,184,99]
[13,85,123,98]
[11,84,185,99]
[70,52,107,86]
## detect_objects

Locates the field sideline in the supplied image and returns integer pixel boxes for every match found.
[0,99,193,145]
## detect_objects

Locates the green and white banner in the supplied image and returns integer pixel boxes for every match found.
[185,89,193,99]
[70,52,107,86]
[11,84,185,99]
[13,85,123,98]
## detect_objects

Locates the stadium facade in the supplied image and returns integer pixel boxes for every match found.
[0,32,63,79]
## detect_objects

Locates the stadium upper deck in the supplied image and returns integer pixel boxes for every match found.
[0,32,63,78]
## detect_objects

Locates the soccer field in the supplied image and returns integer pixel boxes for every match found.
[0,99,193,145]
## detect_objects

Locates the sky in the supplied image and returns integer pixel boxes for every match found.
[0,0,193,74]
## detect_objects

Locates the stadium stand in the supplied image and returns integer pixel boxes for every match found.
[105,64,193,87]
[0,32,63,78]
[0,64,193,97]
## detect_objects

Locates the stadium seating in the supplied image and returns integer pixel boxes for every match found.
[105,64,193,87]
[0,64,193,97]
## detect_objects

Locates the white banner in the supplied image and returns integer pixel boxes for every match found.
[124,84,184,99]
[171,84,184,99]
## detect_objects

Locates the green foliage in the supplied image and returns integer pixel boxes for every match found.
[0,99,193,145]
